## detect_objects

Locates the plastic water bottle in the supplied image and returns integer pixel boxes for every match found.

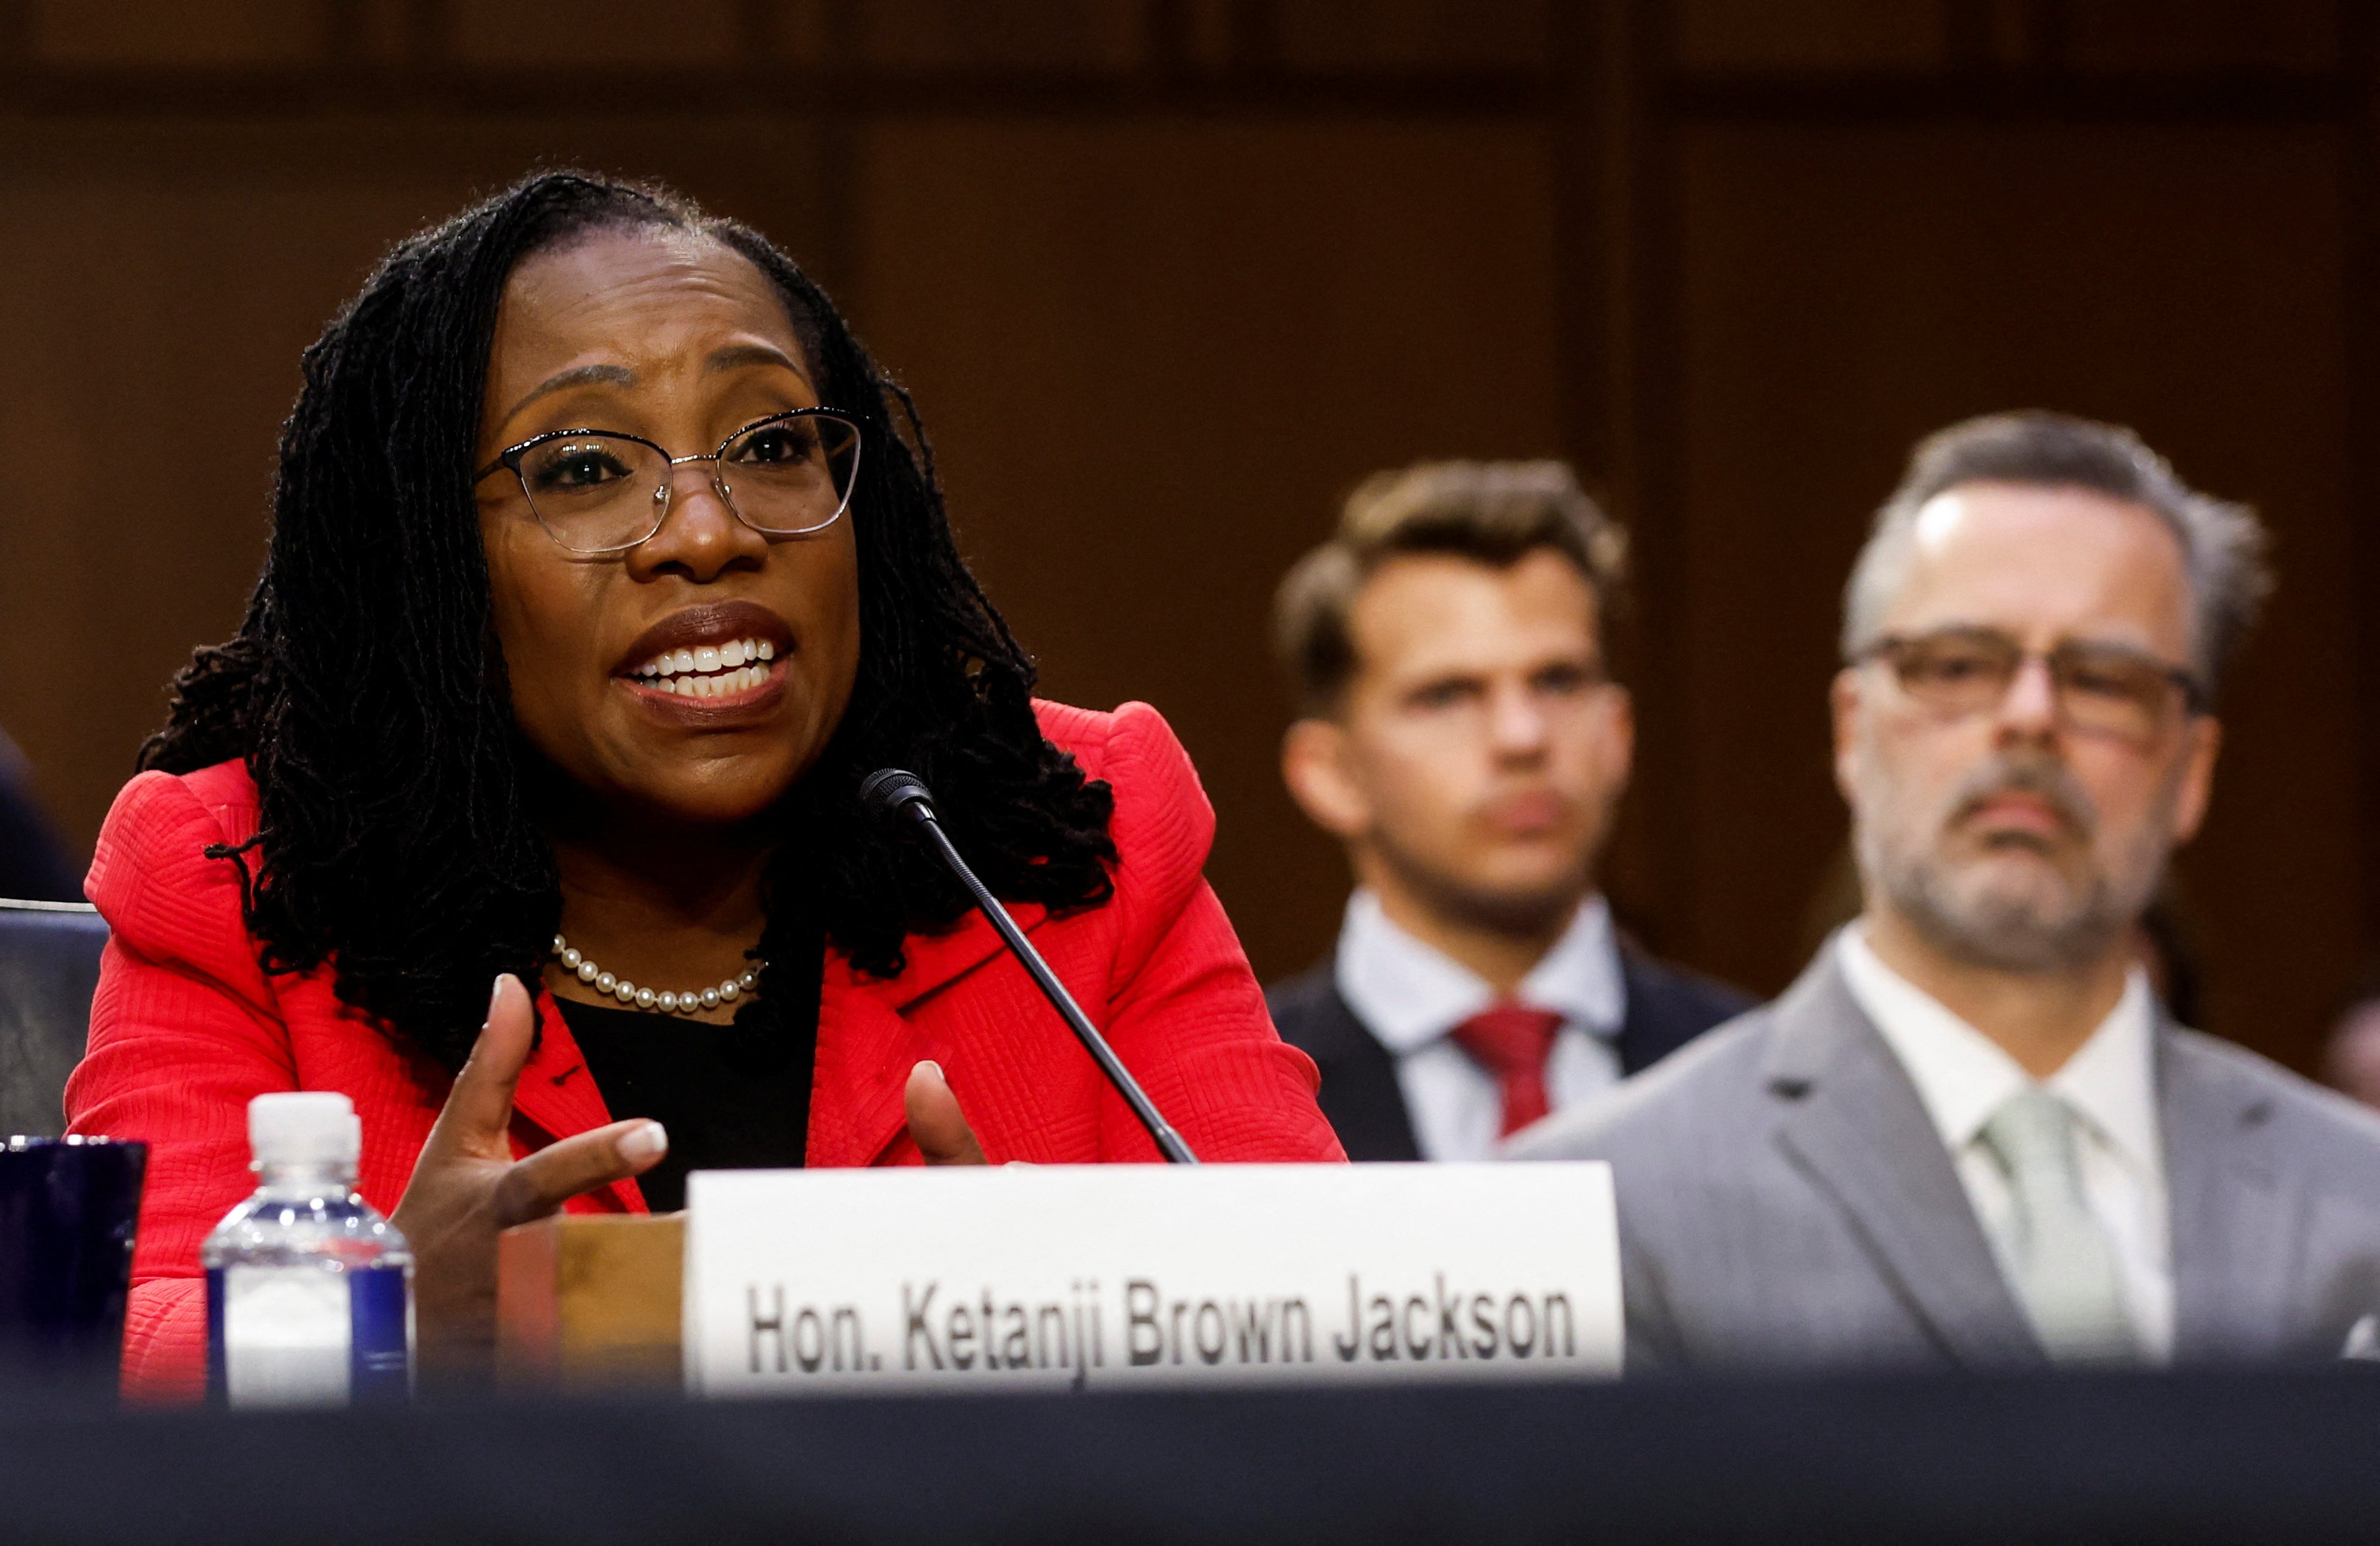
[203,1093,412,1407]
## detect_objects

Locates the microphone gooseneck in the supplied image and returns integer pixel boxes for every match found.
[864,767,1200,1165]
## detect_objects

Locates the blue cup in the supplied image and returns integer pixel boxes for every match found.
[0,1136,145,1392]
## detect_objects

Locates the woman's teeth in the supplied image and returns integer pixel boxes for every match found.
[631,637,777,698]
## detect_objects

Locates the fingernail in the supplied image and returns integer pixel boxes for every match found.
[917,1060,943,1080]
[488,975,507,1018]
[620,1122,668,1162]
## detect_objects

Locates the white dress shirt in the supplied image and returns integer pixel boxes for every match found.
[1835,926,2175,1363]
[1334,889,1626,1162]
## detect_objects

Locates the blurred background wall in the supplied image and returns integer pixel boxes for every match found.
[0,0,2372,1071]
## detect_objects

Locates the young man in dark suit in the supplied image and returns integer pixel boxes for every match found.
[1268,461,1749,1161]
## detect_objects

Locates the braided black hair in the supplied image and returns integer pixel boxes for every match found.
[142,170,1115,1073]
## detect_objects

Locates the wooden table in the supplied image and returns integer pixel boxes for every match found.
[497,1212,686,1391]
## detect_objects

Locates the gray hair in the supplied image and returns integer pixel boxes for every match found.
[1841,411,2272,695]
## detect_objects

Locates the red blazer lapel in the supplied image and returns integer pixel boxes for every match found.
[875,902,1048,1012]
[806,903,1049,1169]
[807,963,933,1169]
[507,989,647,1213]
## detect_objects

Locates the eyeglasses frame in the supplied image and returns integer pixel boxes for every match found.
[473,406,864,556]
[1851,625,2212,734]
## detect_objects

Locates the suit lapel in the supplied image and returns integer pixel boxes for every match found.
[507,989,646,1213]
[1614,948,1665,1077]
[872,901,1047,1014]
[2163,1025,2296,1363]
[808,959,936,1168]
[1297,962,1421,1163]
[805,903,1050,1169]
[1763,955,2047,1370]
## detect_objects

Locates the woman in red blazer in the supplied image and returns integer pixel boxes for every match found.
[67,172,1341,1401]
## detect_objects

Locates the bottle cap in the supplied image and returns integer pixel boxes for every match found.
[248,1091,361,1167]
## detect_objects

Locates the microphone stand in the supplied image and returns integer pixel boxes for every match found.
[862,769,1200,1165]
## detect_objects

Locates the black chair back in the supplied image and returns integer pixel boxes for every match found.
[0,901,106,1139]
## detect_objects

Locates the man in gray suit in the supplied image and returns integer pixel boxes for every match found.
[1512,411,2380,1373]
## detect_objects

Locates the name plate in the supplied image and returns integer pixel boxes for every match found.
[684,1162,1619,1396]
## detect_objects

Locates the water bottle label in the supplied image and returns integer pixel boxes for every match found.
[216,1264,351,1408]
[348,1266,413,1401]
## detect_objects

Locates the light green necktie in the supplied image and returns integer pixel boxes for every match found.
[1978,1087,2141,1366]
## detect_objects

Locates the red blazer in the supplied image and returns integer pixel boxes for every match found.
[66,699,1341,1400]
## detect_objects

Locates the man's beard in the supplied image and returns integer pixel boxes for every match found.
[1857,746,2175,973]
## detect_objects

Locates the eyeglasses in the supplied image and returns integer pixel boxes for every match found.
[1855,625,2208,744]
[475,409,862,555]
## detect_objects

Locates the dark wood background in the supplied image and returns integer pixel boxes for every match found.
[1,0,2372,1072]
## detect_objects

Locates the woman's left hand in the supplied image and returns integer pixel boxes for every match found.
[903,1060,988,1165]
[393,974,668,1373]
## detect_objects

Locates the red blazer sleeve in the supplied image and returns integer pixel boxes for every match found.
[1061,701,1345,1164]
[66,769,297,1401]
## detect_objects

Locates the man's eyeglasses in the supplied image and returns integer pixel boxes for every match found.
[1854,625,2208,744]
[475,409,862,555]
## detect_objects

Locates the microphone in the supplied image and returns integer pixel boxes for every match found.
[860,768,1200,1165]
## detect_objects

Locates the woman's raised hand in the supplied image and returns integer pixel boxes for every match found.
[393,980,982,1372]
[391,973,667,1370]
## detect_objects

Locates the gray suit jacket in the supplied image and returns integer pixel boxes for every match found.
[1508,950,2380,1373]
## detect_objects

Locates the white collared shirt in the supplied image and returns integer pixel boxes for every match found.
[1835,926,2174,1363]
[1334,889,1626,1162]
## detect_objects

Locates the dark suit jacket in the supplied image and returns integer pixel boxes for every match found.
[1268,939,1754,1161]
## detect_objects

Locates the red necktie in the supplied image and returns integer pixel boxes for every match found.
[1449,1002,1566,1137]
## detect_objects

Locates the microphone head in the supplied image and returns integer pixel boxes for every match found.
[859,767,936,821]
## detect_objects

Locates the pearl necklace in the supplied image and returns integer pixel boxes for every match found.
[551,932,762,1017]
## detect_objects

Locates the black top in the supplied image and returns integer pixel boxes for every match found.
[555,924,825,1213]
[1266,943,1755,1163]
